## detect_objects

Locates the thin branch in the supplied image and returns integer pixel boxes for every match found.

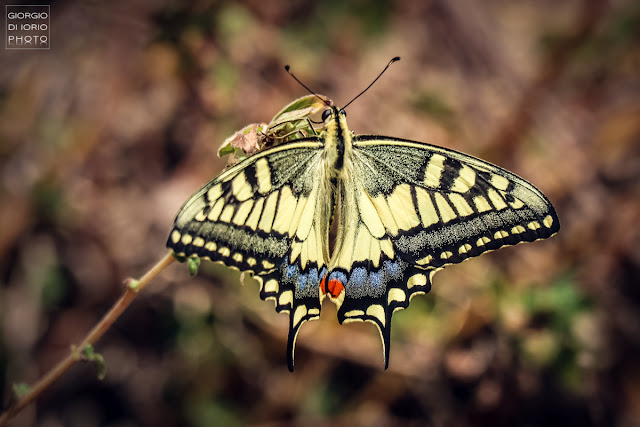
[0,252,176,426]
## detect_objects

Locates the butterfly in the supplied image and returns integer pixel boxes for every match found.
[167,65,559,372]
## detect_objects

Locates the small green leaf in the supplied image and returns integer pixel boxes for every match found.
[218,95,332,165]
[82,344,106,380]
[270,94,331,123]
[12,382,31,398]
[127,279,140,291]
[188,256,201,276]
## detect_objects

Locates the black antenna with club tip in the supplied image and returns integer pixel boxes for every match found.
[343,56,400,110]
[285,57,401,110]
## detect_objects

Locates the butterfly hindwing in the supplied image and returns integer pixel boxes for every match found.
[168,138,330,370]
[326,135,559,366]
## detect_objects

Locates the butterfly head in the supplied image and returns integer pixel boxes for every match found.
[321,106,346,123]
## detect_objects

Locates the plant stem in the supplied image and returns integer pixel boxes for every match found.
[0,252,176,426]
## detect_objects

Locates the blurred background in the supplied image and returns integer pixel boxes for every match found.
[1,0,639,425]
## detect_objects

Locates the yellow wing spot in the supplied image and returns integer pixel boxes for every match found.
[181,234,193,245]
[353,225,374,263]
[366,304,386,327]
[509,197,525,209]
[231,173,253,201]
[359,192,386,238]
[459,244,472,254]
[193,237,205,247]
[289,195,308,236]
[424,154,446,187]
[171,230,181,244]
[293,305,308,327]
[264,279,278,293]
[380,238,395,259]
[487,189,508,210]
[337,225,357,269]
[435,193,457,223]
[490,174,510,191]
[388,288,407,304]
[304,226,318,269]
[372,194,399,235]
[387,183,421,230]
[208,198,225,221]
[272,186,297,234]
[440,251,453,259]
[416,255,433,265]
[543,215,554,228]
[451,165,476,192]
[296,189,318,240]
[407,274,427,289]
[300,237,309,270]
[278,290,293,307]
[255,158,272,194]
[368,239,382,268]
[247,257,257,267]
[449,194,474,217]
[477,236,491,246]
[415,187,439,227]
[245,197,264,230]
[511,225,526,234]
[308,308,320,316]
[290,241,302,263]
[194,210,207,221]
[232,253,243,263]
[528,221,541,230]
[473,196,492,213]
[494,230,509,239]
[233,199,254,225]
[345,309,365,318]
[262,260,275,269]
[205,241,217,251]
[219,205,235,223]
[258,191,278,232]
[218,247,231,257]
[207,184,223,203]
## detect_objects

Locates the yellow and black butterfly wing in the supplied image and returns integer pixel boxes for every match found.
[327,135,560,367]
[167,139,330,370]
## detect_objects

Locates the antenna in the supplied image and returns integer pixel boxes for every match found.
[343,56,400,110]
[284,65,332,107]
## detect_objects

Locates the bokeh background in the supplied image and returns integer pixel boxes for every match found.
[1,0,639,426]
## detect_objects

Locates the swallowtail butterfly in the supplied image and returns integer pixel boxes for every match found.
[167,60,559,371]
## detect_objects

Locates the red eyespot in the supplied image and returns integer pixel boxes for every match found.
[327,279,344,298]
[321,276,345,298]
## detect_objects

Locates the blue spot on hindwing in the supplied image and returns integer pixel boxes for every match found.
[297,273,308,290]
[369,270,383,288]
[308,268,319,286]
[328,270,347,284]
[348,267,367,287]
[383,260,401,279]
[286,263,298,279]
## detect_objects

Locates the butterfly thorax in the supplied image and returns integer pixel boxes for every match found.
[321,106,353,177]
